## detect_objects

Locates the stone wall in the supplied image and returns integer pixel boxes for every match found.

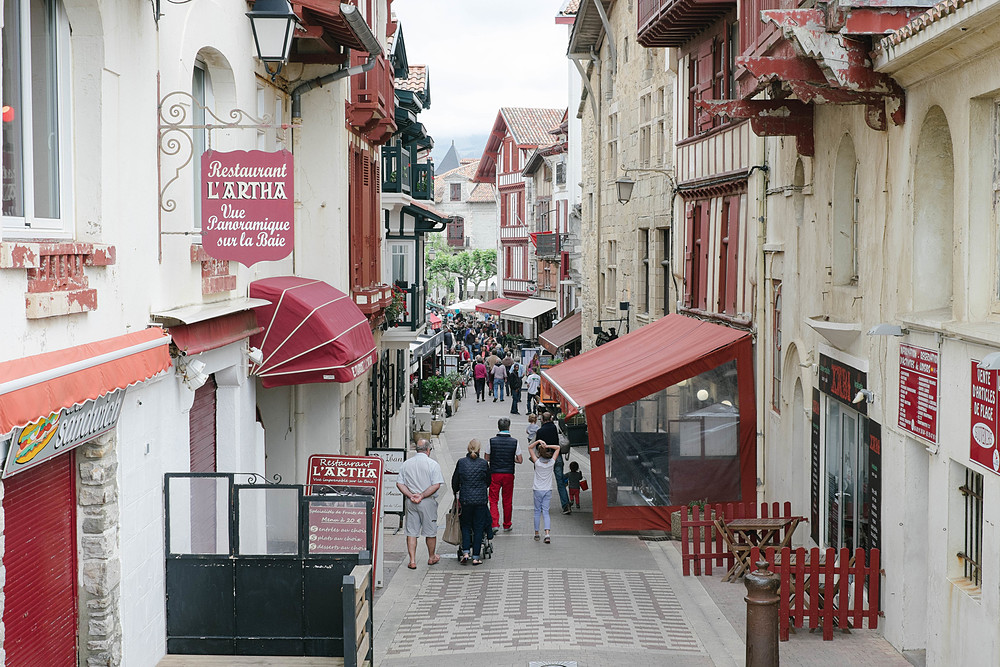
[78,433,123,666]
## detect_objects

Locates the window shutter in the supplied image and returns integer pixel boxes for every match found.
[726,196,741,314]
[697,202,711,310]
[683,202,695,307]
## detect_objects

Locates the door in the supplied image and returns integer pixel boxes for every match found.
[825,400,862,550]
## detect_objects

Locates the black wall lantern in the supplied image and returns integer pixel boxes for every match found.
[247,0,300,77]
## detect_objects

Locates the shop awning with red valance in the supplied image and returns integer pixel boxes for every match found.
[249,277,377,388]
[539,311,582,354]
[541,314,757,533]
[0,328,172,435]
[542,314,751,418]
[476,298,521,317]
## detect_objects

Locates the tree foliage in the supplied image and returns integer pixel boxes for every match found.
[424,237,497,300]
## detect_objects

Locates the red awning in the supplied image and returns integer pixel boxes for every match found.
[476,298,521,316]
[542,314,751,418]
[249,277,377,388]
[539,311,582,355]
[0,328,172,435]
[169,311,263,356]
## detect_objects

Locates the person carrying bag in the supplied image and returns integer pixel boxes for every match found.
[443,498,462,546]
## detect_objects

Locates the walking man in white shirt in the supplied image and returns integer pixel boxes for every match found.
[396,439,445,569]
[525,369,541,414]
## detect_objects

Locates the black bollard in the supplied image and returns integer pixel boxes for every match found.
[744,558,780,666]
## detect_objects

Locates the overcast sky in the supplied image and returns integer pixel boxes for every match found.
[392,0,571,164]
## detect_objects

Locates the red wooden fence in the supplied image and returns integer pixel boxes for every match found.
[680,501,796,576]
[749,546,881,641]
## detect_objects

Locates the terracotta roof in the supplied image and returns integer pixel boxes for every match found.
[876,0,973,52]
[460,158,476,165]
[434,160,485,201]
[395,64,427,93]
[501,107,567,147]
[467,182,496,203]
[561,0,580,15]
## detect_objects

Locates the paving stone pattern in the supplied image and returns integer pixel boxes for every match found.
[385,567,702,657]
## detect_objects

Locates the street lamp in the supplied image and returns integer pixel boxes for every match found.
[615,166,676,204]
[246,0,300,78]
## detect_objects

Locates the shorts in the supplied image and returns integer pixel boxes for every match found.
[404,497,439,537]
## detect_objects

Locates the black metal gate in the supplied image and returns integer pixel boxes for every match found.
[164,473,372,656]
[370,350,393,449]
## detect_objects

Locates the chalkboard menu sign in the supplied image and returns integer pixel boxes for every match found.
[307,499,370,555]
[865,420,882,554]
[819,354,868,415]
[810,387,821,545]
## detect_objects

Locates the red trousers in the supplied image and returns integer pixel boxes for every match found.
[489,473,515,529]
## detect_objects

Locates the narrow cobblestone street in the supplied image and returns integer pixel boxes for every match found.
[373,391,912,667]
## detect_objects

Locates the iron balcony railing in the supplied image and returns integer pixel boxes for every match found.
[382,145,412,195]
[389,283,426,332]
[412,163,433,201]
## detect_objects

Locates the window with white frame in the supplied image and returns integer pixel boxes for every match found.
[605,240,617,308]
[2,0,73,235]
[192,61,215,230]
[390,242,413,287]
[607,113,618,173]
[956,465,983,589]
[450,182,461,201]
[639,93,652,167]
[639,228,650,313]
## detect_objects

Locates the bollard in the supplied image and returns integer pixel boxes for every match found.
[744,558,780,667]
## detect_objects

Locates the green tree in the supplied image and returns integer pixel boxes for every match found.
[424,239,497,301]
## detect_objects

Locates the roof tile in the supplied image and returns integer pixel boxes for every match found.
[501,107,567,147]
[395,64,427,93]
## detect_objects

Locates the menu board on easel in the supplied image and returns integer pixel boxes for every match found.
[306,498,371,555]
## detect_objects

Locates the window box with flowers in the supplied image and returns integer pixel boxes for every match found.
[385,285,409,327]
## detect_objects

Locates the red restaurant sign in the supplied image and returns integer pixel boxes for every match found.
[201,149,294,266]
[898,344,938,443]
[307,455,384,573]
[970,361,1000,475]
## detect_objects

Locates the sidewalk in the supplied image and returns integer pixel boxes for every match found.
[373,389,909,667]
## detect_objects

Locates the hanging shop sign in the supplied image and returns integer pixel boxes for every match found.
[3,389,126,478]
[366,448,407,515]
[819,353,868,415]
[970,361,1000,475]
[865,420,882,553]
[898,344,939,443]
[201,149,294,267]
[810,387,821,545]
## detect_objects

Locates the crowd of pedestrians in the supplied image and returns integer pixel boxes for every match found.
[399,314,582,569]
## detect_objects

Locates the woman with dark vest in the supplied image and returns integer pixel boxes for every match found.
[451,439,492,565]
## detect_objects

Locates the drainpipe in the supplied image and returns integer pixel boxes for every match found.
[755,139,770,505]
[290,3,381,121]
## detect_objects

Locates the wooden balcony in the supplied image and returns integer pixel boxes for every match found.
[412,164,433,201]
[500,224,529,242]
[387,283,426,331]
[348,51,396,145]
[382,144,412,196]
[637,0,736,48]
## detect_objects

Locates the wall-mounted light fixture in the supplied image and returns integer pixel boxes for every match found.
[978,352,1000,371]
[246,0,300,79]
[177,358,210,391]
[615,166,676,204]
[867,323,908,337]
[852,388,875,405]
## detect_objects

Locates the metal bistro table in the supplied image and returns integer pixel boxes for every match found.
[714,516,803,582]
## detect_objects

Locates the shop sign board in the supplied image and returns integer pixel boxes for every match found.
[307,455,383,572]
[306,500,369,555]
[818,354,867,415]
[865,420,882,553]
[898,344,939,443]
[810,388,821,545]
[366,448,407,515]
[970,361,1000,475]
[3,389,126,478]
[201,149,294,267]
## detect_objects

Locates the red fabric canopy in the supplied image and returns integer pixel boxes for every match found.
[541,314,757,533]
[476,297,521,316]
[539,311,582,355]
[250,277,377,388]
[169,311,263,357]
[542,314,751,417]
[0,328,172,435]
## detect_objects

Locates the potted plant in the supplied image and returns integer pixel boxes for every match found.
[412,413,431,444]
[385,286,408,327]
[419,376,452,435]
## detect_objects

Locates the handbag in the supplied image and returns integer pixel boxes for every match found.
[443,498,462,545]
[580,479,589,491]
[558,431,571,457]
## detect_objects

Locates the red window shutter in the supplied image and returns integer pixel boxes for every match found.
[683,202,695,307]
[561,251,569,279]
[695,41,715,133]
[718,198,730,314]
[698,202,711,310]
[350,147,364,289]
[726,196,741,314]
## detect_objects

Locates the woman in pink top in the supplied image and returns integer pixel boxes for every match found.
[473,356,488,402]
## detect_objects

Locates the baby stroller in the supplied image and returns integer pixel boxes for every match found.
[456,526,494,561]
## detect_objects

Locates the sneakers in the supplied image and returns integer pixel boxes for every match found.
[503,526,512,532]
[493,397,497,402]
[561,505,571,515]
[576,503,581,509]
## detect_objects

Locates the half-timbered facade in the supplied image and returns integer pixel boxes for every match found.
[474,107,565,300]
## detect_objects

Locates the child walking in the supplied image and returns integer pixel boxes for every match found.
[528,439,561,543]
[525,413,540,443]
[566,461,584,509]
